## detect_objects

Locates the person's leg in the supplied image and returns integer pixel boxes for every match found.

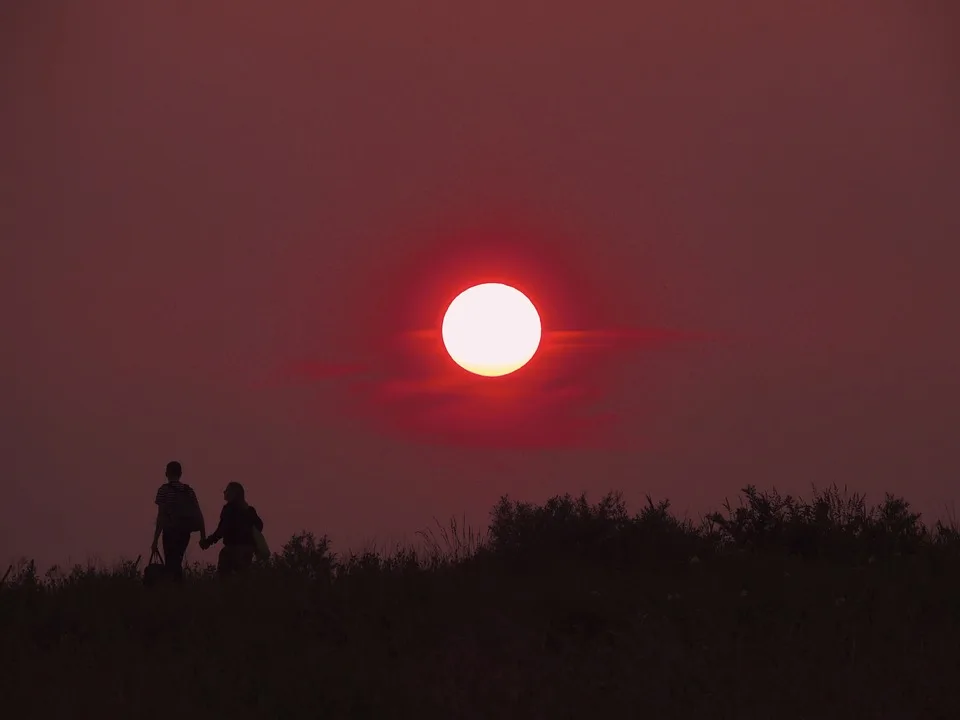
[163,530,190,582]
[173,532,190,581]
[236,545,254,573]
[217,546,233,577]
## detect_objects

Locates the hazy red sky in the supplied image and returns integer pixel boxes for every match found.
[3,1,958,569]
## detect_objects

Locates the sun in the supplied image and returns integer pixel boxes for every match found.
[441,283,542,377]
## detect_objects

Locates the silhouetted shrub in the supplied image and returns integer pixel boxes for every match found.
[488,491,634,567]
[272,531,335,583]
[3,485,958,598]
[703,484,940,561]
[3,485,960,717]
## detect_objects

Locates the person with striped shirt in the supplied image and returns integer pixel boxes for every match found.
[151,461,206,582]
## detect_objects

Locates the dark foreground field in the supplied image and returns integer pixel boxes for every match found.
[3,486,960,719]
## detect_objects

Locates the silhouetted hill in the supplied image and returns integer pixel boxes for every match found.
[2,485,959,718]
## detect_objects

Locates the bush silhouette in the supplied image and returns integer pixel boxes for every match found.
[272,531,335,583]
[2,483,960,718]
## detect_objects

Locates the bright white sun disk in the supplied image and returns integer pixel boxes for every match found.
[441,283,542,377]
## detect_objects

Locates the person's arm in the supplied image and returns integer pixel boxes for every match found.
[151,488,164,551]
[205,507,227,546]
[191,488,207,542]
[251,507,264,533]
[151,508,162,551]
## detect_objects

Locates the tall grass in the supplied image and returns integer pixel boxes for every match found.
[2,484,959,718]
[415,514,486,567]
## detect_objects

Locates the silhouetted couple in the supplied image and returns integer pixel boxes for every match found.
[151,461,264,581]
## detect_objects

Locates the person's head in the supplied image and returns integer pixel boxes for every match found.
[224,481,245,504]
[165,461,183,482]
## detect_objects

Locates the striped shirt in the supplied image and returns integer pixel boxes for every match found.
[155,481,201,530]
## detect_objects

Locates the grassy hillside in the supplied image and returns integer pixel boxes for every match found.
[2,485,959,718]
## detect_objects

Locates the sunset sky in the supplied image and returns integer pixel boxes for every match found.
[3,1,958,570]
